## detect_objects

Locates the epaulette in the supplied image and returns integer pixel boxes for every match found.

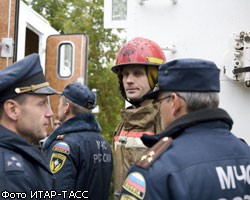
[56,134,65,140]
[136,137,173,169]
[4,152,24,172]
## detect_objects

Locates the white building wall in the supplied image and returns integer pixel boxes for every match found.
[109,0,250,143]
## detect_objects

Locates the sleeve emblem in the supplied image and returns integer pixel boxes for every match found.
[49,152,66,174]
[122,172,146,200]
[52,141,70,155]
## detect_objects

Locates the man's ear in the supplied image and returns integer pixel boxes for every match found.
[171,93,185,117]
[64,102,71,114]
[3,100,19,120]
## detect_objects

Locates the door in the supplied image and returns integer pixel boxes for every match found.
[45,33,88,131]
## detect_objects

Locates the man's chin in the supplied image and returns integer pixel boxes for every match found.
[39,132,48,140]
[127,95,144,102]
[127,96,139,101]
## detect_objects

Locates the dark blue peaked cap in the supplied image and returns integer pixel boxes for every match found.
[145,58,220,99]
[62,82,96,109]
[0,53,59,102]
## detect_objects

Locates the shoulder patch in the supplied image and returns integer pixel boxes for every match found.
[136,137,173,169]
[4,152,24,172]
[50,153,66,174]
[52,141,70,155]
[122,172,146,200]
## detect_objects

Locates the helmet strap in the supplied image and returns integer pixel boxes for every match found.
[119,83,155,107]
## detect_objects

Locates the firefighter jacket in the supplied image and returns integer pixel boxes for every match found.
[43,113,113,200]
[113,102,162,198]
[119,108,250,200]
[0,125,53,199]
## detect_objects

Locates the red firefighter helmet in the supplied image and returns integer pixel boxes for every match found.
[111,37,166,73]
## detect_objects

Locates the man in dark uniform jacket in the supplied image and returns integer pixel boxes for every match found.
[43,83,113,200]
[0,53,59,199]
[120,59,250,200]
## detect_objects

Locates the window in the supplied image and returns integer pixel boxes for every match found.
[58,43,73,78]
[112,0,127,21]
[25,28,39,56]
[104,0,127,28]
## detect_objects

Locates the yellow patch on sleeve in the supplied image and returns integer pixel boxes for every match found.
[49,152,67,174]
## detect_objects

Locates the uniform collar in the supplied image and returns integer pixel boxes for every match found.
[141,108,233,147]
[43,113,101,149]
[121,102,160,130]
[0,125,51,173]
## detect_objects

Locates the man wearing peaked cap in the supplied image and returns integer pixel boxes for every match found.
[61,82,96,109]
[0,53,59,198]
[43,82,113,200]
[120,58,250,200]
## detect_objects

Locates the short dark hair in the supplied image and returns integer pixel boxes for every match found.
[0,94,28,118]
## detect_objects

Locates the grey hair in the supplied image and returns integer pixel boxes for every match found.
[168,92,219,113]
[63,96,91,115]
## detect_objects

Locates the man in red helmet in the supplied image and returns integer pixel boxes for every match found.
[111,37,166,199]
